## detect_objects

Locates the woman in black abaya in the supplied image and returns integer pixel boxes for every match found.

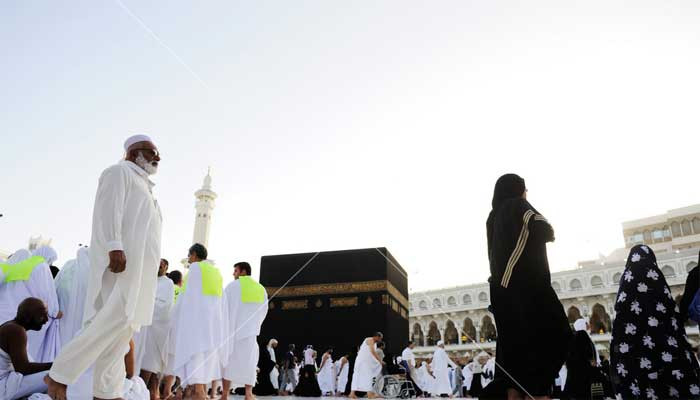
[486,174,571,399]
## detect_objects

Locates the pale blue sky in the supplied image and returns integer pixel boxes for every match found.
[2,0,700,290]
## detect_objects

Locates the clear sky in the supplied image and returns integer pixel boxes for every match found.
[2,0,699,291]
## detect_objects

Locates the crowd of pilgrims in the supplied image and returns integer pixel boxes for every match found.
[0,243,272,400]
[1,156,700,400]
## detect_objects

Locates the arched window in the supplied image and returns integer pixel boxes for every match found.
[427,322,441,346]
[462,318,476,343]
[480,315,497,341]
[409,302,413,311]
[444,320,459,345]
[630,232,643,244]
[671,221,681,237]
[590,303,611,334]
[412,323,424,345]
[462,294,472,305]
[447,296,457,306]
[663,226,672,239]
[433,298,442,308]
[419,300,428,310]
[693,218,700,235]
[567,306,582,323]
[681,220,692,236]
[551,282,561,292]
[661,265,676,278]
[612,272,622,285]
[570,279,582,291]
[478,292,488,302]
[591,276,604,288]
[652,229,664,242]
[688,261,698,273]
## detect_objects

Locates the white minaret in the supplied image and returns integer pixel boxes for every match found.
[192,168,217,247]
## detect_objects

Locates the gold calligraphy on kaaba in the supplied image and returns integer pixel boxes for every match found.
[281,300,308,310]
[266,280,408,309]
[330,297,359,307]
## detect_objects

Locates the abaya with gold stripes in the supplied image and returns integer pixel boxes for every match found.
[485,174,571,397]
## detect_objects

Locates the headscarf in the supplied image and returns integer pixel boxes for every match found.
[678,251,699,323]
[7,248,31,264]
[610,245,700,399]
[490,173,526,209]
[486,174,553,289]
[33,245,58,266]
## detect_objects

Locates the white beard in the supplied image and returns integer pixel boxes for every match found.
[135,153,158,175]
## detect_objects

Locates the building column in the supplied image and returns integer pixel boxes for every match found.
[475,325,481,342]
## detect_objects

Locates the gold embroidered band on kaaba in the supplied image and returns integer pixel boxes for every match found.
[265,280,409,309]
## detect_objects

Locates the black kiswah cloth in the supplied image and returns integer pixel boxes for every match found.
[486,174,571,397]
[610,245,700,399]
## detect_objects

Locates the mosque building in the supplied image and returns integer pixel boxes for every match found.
[408,204,700,359]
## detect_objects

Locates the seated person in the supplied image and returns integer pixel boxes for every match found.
[0,297,52,400]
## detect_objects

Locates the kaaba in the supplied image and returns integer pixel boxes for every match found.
[259,247,409,358]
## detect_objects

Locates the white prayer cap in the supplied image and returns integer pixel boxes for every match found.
[7,249,31,264]
[123,134,153,151]
[573,317,588,332]
[437,340,444,346]
[476,351,489,360]
[33,246,58,266]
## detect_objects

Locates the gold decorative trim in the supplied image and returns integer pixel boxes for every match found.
[281,300,308,310]
[330,297,358,307]
[266,280,408,308]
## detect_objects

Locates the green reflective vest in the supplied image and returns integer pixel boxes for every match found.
[174,285,183,302]
[181,262,223,298]
[239,276,265,303]
[0,256,45,282]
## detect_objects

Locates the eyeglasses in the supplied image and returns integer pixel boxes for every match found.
[132,148,160,158]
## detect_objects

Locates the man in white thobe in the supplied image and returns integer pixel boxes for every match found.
[400,341,421,396]
[135,258,174,400]
[221,261,268,400]
[0,246,62,363]
[55,247,90,348]
[67,340,149,400]
[47,134,163,400]
[267,339,279,391]
[461,359,473,397]
[430,341,457,396]
[166,243,223,400]
[304,345,315,367]
[349,332,384,399]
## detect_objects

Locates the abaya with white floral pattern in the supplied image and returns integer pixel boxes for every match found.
[610,245,700,400]
[486,174,571,397]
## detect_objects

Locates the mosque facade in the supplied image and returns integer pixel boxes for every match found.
[408,204,700,359]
